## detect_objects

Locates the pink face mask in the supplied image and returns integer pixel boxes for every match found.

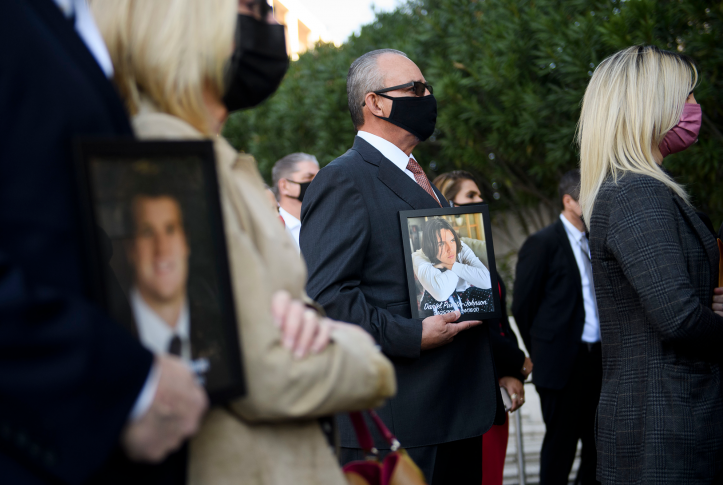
[659,103,702,158]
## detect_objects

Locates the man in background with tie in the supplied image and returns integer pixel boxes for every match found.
[512,169,602,485]
[300,49,502,484]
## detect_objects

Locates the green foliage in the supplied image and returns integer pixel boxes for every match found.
[224,0,723,228]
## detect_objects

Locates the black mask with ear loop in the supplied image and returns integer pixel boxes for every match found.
[223,14,290,111]
[285,180,311,203]
[372,93,438,141]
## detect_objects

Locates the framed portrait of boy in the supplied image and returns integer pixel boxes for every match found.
[400,205,502,322]
[75,139,245,404]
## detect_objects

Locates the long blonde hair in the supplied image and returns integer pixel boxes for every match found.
[576,45,698,224]
[91,0,237,135]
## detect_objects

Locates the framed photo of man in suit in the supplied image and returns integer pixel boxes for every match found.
[75,139,245,403]
[400,206,501,322]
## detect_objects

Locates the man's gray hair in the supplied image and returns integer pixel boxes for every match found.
[271,152,319,200]
[347,49,408,129]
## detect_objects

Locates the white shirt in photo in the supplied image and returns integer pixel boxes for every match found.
[412,241,491,301]
[130,287,192,360]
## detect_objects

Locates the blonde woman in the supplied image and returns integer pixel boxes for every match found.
[90,1,396,484]
[578,45,723,483]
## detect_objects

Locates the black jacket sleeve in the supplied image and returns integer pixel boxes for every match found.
[300,163,422,359]
[511,232,549,351]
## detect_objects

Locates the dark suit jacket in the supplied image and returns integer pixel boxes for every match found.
[590,173,723,484]
[301,136,501,449]
[512,218,586,390]
[0,1,152,483]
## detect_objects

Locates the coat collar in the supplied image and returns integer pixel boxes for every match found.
[350,136,448,210]
[672,196,720,287]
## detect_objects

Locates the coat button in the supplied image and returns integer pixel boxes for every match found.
[44,451,57,467]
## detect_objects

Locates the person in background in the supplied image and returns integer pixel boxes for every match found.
[432,170,484,207]
[0,1,207,483]
[512,169,601,485]
[434,170,533,485]
[92,1,396,484]
[263,184,280,214]
[578,45,723,484]
[271,152,320,251]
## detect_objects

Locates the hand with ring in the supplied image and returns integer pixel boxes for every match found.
[499,376,525,412]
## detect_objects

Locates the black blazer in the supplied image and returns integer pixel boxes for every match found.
[301,136,502,449]
[0,1,152,483]
[590,174,723,483]
[511,218,586,390]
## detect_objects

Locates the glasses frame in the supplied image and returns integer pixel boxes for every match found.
[373,81,434,97]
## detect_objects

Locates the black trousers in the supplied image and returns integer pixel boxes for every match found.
[340,435,482,485]
[536,342,602,485]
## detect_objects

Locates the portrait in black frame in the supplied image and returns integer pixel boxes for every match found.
[400,205,502,322]
[75,139,245,404]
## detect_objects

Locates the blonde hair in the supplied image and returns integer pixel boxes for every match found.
[91,0,237,135]
[576,45,698,224]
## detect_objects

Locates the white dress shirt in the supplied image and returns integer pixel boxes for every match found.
[412,242,492,301]
[52,0,114,77]
[357,131,439,203]
[130,288,192,360]
[560,214,601,343]
[279,207,301,253]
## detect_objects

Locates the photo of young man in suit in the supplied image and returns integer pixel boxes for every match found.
[120,186,230,391]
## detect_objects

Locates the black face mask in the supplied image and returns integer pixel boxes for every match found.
[374,93,437,141]
[285,180,311,202]
[223,15,290,112]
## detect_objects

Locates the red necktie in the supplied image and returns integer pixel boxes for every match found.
[406,158,441,207]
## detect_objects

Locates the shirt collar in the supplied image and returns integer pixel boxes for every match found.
[357,131,417,172]
[278,207,301,229]
[559,213,585,242]
[130,287,190,355]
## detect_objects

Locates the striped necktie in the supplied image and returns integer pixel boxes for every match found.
[406,158,441,207]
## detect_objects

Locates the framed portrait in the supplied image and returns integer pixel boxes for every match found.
[75,139,245,404]
[400,205,501,322]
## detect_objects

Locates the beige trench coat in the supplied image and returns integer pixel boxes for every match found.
[132,101,396,485]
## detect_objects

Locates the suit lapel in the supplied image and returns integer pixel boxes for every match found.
[27,0,133,135]
[672,196,719,286]
[554,219,583,290]
[351,136,447,210]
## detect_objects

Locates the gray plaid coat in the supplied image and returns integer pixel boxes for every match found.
[589,173,723,484]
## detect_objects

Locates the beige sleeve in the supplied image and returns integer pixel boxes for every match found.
[220,188,395,422]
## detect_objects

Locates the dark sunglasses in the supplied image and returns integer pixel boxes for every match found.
[374,81,434,97]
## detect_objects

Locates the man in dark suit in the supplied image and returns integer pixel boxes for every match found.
[300,49,502,484]
[512,170,602,485]
[0,1,206,483]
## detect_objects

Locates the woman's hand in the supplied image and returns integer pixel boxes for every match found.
[433,262,454,271]
[520,356,533,379]
[713,287,723,317]
[271,290,332,359]
[499,376,525,412]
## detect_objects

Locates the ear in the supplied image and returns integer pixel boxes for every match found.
[278,178,288,197]
[363,92,386,118]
